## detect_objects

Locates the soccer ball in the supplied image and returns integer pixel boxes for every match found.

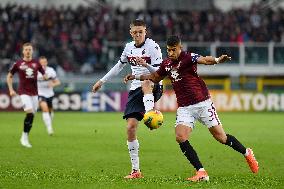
[143,110,164,130]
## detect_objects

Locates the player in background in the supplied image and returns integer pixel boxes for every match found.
[6,43,48,148]
[92,19,163,179]
[124,35,259,181]
[37,56,61,136]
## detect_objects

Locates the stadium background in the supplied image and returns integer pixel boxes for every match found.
[0,0,284,112]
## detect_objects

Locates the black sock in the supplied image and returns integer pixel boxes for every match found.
[23,113,34,133]
[225,134,246,155]
[179,140,203,170]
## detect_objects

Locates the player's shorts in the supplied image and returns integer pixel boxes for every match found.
[20,95,38,113]
[38,96,53,109]
[175,98,221,129]
[123,84,163,121]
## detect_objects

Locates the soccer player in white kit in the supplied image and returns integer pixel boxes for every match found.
[6,43,48,148]
[37,56,61,136]
[92,19,163,178]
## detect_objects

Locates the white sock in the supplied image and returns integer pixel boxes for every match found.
[143,94,154,112]
[198,168,205,171]
[42,112,52,131]
[21,132,28,140]
[127,139,140,171]
[244,148,249,156]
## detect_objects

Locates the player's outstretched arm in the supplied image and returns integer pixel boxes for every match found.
[6,72,16,96]
[124,72,163,84]
[92,61,126,93]
[197,55,231,65]
[92,80,103,93]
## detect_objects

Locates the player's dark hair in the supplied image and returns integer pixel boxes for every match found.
[167,35,181,46]
[39,56,47,60]
[130,19,146,28]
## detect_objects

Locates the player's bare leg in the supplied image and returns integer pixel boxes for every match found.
[40,101,54,136]
[175,124,209,182]
[209,125,259,173]
[142,80,154,112]
[20,109,34,148]
[124,118,143,179]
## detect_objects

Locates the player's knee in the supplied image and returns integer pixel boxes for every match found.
[127,119,138,132]
[175,133,187,143]
[142,80,153,94]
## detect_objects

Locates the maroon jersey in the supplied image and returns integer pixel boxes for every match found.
[157,51,210,107]
[9,59,45,96]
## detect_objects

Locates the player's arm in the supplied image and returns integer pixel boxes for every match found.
[124,72,164,84]
[49,78,61,88]
[92,61,126,93]
[6,72,16,96]
[197,55,231,65]
[136,57,158,73]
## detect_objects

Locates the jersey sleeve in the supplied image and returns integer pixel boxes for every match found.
[38,63,45,75]
[156,60,168,78]
[119,44,129,64]
[150,42,163,68]
[191,53,201,64]
[9,62,18,75]
[50,68,57,79]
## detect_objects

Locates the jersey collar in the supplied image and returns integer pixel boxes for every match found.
[134,38,147,48]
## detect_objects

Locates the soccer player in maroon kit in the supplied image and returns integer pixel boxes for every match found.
[6,43,47,148]
[124,36,259,181]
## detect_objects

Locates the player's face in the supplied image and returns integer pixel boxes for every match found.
[22,45,33,59]
[39,58,48,68]
[167,44,182,61]
[130,26,146,45]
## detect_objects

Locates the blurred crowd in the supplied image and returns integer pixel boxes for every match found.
[0,2,284,74]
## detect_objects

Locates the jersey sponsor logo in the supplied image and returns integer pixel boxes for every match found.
[19,63,28,70]
[127,56,151,66]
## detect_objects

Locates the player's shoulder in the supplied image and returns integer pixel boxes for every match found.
[145,38,160,48]
[46,66,56,72]
[124,41,135,49]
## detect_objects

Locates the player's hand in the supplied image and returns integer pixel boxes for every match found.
[9,89,17,97]
[135,57,147,67]
[123,74,135,84]
[48,81,54,88]
[92,80,103,93]
[43,74,49,80]
[217,55,232,63]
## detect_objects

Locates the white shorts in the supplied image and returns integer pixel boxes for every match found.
[175,99,221,129]
[20,95,38,113]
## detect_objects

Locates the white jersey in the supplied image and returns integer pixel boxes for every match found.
[120,38,163,90]
[37,66,57,98]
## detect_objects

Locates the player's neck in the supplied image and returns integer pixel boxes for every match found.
[23,57,32,62]
[134,40,146,48]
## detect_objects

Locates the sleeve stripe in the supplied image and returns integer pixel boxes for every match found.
[152,64,160,67]
[119,59,128,64]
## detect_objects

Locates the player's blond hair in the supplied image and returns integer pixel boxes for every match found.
[22,42,33,48]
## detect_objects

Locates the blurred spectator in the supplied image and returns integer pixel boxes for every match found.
[0,2,283,74]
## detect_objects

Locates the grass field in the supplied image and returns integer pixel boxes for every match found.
[0,112,283,189]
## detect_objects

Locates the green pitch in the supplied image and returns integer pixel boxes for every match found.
[0,112,283,189]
